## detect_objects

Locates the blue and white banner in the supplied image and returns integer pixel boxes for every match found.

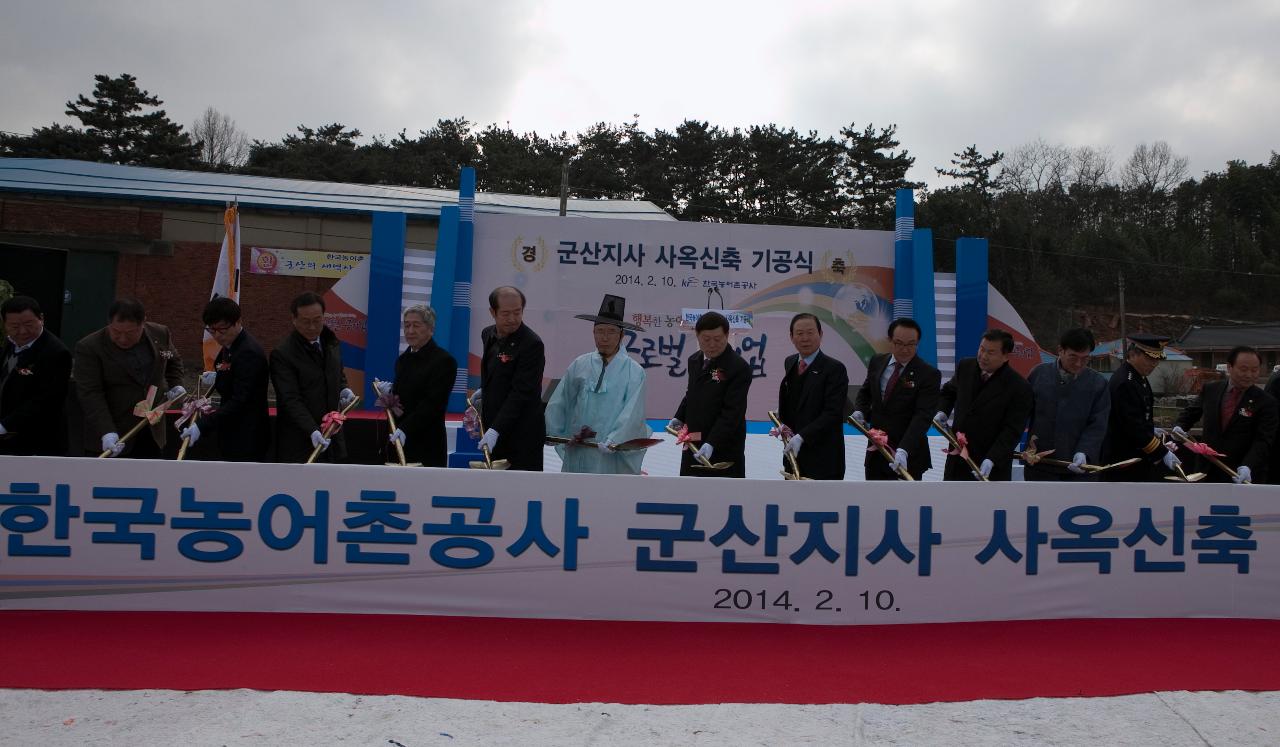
[2,456,1277,625]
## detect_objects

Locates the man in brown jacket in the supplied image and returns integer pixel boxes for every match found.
[74,298,185,458]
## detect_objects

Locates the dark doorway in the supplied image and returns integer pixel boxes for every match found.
[0,243,68,335]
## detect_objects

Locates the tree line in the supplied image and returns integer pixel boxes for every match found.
[4,73,1279,344]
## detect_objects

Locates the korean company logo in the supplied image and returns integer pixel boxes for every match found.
[256,249,279,273]
[511,236,548,273]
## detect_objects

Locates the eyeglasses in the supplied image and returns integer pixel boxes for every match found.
[890,339,919,349]
[205,324,233,335]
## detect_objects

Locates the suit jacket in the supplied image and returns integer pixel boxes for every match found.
[1102,361,1173,482]
[938,359,1032,481]
[1176,380,1278,483]
[1025,363,1110,479]
[0,330,72,456]
[74,322,183,456]
[777,350,848,480]
[1267,376,1280,485]
[480,323,546,471]
[200,329,271,462]
[394,338,458,468]
[270,326,348,464]
[853,353,940,479]
[674,346,752,478]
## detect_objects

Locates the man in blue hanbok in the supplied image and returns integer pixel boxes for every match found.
[545,295,651,474]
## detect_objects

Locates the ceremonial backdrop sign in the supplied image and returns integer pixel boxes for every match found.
[470,214,897,419]
[2,456,1276,625]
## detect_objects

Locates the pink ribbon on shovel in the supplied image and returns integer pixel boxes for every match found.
[676,425,702,446]
[321,411,347,433]
[769,424,794,441]
[175,397,215,428]
[944,431,970,460]
[865,428,890,452]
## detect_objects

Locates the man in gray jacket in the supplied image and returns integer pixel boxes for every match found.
[1025,327,1110,481]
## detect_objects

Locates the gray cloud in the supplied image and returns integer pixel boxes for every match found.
[2,0,1276,187]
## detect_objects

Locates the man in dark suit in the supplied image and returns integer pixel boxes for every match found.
[74,298,185,458]
[936,328,1033,481]
[0,295,72,456]
[270,291,355,464]
[852,318,940,480]
[1101,335,1183,482]
[670,311,751,478]
[1024,328,1110,481]
[1175,345,1278,484]
[476,286,545,471]
[1266,373,1280,485]
[777,312,848,480]
[179,297,271,462]
[382,304,457,467]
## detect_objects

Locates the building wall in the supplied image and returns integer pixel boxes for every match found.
[1,194,438,372]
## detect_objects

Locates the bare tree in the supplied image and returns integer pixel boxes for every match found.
[1121,140,1189,193]
[192,107,249,168]
[1070,145,1113,190]
[1001,137,1071,193]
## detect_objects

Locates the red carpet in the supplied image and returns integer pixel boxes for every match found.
[2,612,1277,704]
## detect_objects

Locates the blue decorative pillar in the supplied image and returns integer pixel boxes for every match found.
[892,188,915,320]
[911,228,937,366]
[365,211,407,408]
[954,237,990,363]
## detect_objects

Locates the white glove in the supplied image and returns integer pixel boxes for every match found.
[102,432,126,456]
[1068,452,1088,474]
[979,458,993,478]
[1161,450,1181,470]
[471,388,483,408]
[310,430,331,452]
[785,433,803,456]
[695,443,714,462]
[390,428,406,447]
[934,411,948,425]
[1172,426,1188,440]
[180,423,201,446]
[0,423,7,436]
[892,448,908,472]
[374,379,393,397]
[480,428,499,453]
[597,439,613,454]
[667,418,683,432]
[338,388,356,408]
[165,385,187,401]
[1234,465,1252,484]
[200,371,217,388]
[851,411,866,426]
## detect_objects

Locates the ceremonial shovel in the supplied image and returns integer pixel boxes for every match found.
[544,435,664,451]
[99,385,188,458]
[1016,438,1146,475]
[766,411,810,480]
[1170,430,1244,483]
[466,395,509,470]
[373,379,420,467]
[845,415,914,481]
[931,416,989,482]
[664,425,734,471]
[305,396,361,465]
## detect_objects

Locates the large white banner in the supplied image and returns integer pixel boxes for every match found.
[469,215,897,419]
[2,456,1277,625]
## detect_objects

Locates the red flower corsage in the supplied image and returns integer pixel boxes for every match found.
[499,353,513,363]
[710,368,724,382]
[1239,407,1254,418]
[17,367,34,376]
[215,361,232,372]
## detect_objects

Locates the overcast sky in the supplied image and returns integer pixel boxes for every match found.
[2,0,1277,189]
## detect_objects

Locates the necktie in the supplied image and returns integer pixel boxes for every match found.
[884,362,902,398]
[1221,386,1242,428]
[796,359,807,376]
[311,340,323,356]
[981,370,991,383]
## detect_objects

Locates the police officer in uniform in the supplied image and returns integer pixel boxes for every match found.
[1101,334,1181,481]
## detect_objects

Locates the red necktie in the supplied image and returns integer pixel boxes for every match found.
[1221,386,1242,428]
[796,359,807,376]
[884,362,902,398]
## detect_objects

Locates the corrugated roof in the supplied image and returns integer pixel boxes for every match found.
[1176,324,1280,350]
[1091,339,1192,362]
[0,158,675,220]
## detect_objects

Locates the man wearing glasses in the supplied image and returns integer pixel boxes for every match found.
[179,297,271,462]
[852,318,940,480]
[1024,327,1110,481]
